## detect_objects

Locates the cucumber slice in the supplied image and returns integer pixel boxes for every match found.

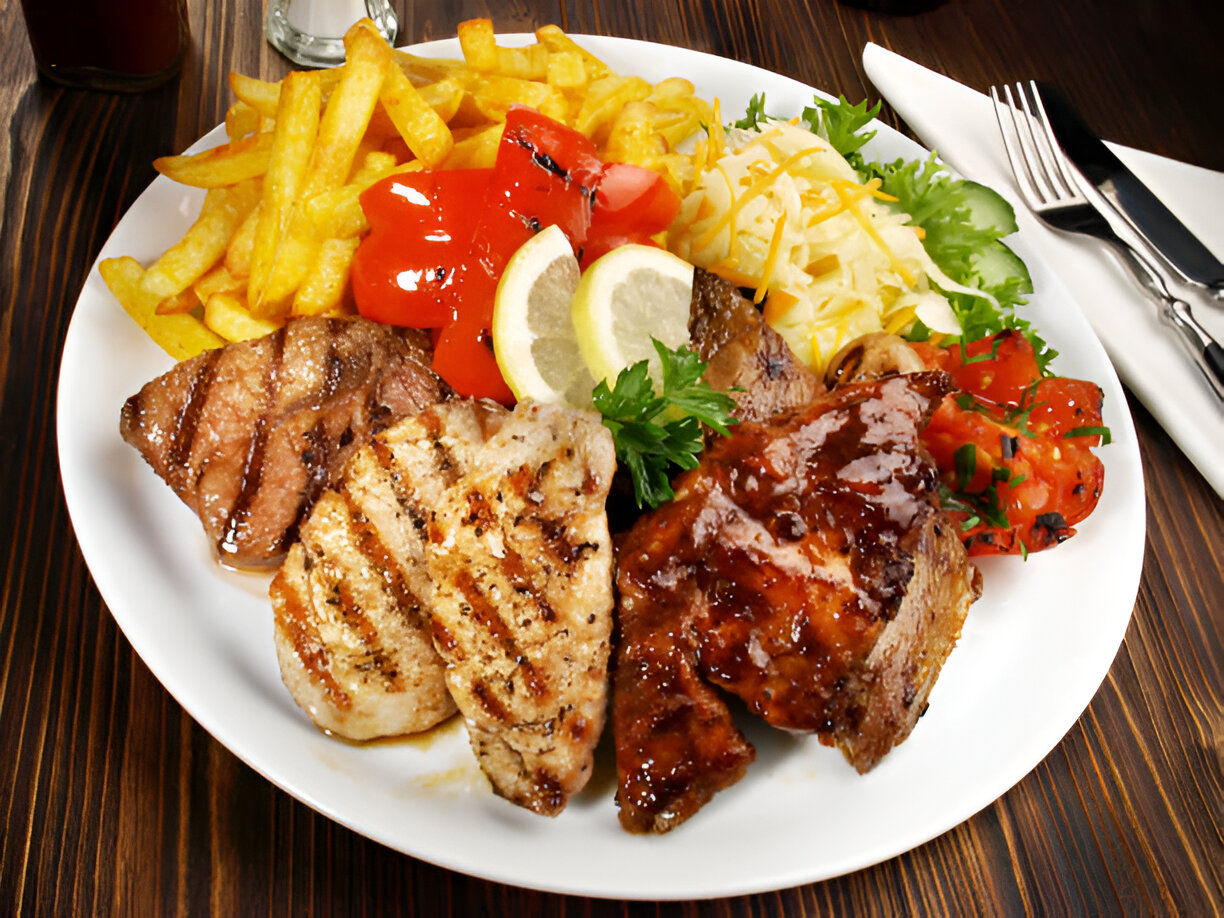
[959,180,1018,236]
[970,240,1033,294]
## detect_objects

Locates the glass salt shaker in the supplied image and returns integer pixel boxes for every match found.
[265,0,398,68]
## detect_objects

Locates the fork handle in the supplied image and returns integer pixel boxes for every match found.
[1160,297,1224,403]
[1104,239,1224,403]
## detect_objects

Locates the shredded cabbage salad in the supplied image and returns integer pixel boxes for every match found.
[668,94,1042,373]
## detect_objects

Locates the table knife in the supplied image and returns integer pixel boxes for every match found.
[1037,82,1224,295]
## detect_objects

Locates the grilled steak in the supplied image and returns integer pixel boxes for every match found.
[689,267,824,423]
[272,399,616,815]
[613,371,980,833]
[120,316,447,569]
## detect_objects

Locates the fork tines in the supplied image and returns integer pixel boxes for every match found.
[990,81,1085,210]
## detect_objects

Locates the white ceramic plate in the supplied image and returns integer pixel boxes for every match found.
[56,36,1145,900]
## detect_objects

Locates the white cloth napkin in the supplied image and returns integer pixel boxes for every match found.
[862,43,1224,497]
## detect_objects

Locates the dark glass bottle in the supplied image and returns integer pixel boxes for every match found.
[20,0,189,92]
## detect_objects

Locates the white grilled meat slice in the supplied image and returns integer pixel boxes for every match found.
[271,399,616,815]
[270,455,457,741]
[418,401,616,816]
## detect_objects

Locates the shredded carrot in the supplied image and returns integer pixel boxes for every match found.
[884,305,917,335]
[753,217,788,304]
[695,146,820,249]
[831,179,916,286]
[762,288,800,324]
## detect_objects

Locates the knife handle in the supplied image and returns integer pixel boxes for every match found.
[1106,239,1224,403]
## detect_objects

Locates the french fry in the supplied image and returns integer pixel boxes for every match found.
[304,153,401,240]
[155,286,202,316]
[228,67,344,120]
[193,263,246,301]
[225,100,262,141]
[417,75,467,123]
[392,49,468,85]
[140,179,261,300]
[304,185,368,240]
[292,237,360,316]
[228,72,289,120]
[153,133,273,188]
[247,70,321,313]
[306,23,390,195]
[468,74,567,123]
[545,51,587,90]
[494,42,549,81]
[257,24,389,316]
[350,150,399,186]
[100,256,225,359]
[535,25,612,80]
[574,75,652,140]
[203,292,283,342]
[441,123,504,169]
[604,102,670,167]
[379,58,454,167]
[225,201,260,278]
[457,18,499,71]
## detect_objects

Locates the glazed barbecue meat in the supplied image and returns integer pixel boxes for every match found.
[120,316,447,569]
[613,371,981,833]
[272,399,617,815]
[689,267,824,423]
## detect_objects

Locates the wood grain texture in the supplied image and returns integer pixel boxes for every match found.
[1,0,1221,914]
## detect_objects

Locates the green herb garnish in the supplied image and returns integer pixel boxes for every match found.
[592,339,739,509]
[799,95,881,161]
[732,92,770,131]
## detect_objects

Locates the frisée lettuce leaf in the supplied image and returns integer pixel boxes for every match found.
[736,94,1052,371]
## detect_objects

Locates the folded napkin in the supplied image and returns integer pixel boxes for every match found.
[863,43,1224,497]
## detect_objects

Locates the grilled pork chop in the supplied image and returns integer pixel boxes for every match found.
[613,371,980,833]
[272,399,617,815]
[120,316,446,569]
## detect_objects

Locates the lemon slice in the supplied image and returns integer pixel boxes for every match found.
[491,224,595,408]
[570,244,695,386]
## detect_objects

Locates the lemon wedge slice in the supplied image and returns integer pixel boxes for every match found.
[491,224,595,408]
[571,244,695,386]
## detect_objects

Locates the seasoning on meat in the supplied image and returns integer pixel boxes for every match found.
[612,371,981,833]
[271,398,617,816]
[119,316,447,569]
[689,267,825,425]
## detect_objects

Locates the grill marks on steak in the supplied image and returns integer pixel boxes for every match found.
[120,317,447,569]
[271,399,617,816]
[613,372,981,833]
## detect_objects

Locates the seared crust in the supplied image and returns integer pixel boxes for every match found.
[416,401,617,815]
[121,316,446,569]
[272,399,616,815]
[689,267,824,423]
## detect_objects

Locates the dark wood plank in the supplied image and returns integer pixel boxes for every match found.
[1,0,1220,914]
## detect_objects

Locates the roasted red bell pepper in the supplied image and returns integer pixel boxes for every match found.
[351,106,681,403]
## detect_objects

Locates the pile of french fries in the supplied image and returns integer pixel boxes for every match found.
[101,19,712,361]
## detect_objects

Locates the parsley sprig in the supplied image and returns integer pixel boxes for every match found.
[592,339,738,509]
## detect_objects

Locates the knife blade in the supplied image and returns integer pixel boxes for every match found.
[1037,81,1224,292]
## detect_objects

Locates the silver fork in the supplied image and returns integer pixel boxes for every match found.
[991,80,1224,403]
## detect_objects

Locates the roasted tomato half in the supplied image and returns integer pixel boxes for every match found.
[913,331,1107,556]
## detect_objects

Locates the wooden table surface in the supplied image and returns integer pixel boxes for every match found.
[2,0,1220,913]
